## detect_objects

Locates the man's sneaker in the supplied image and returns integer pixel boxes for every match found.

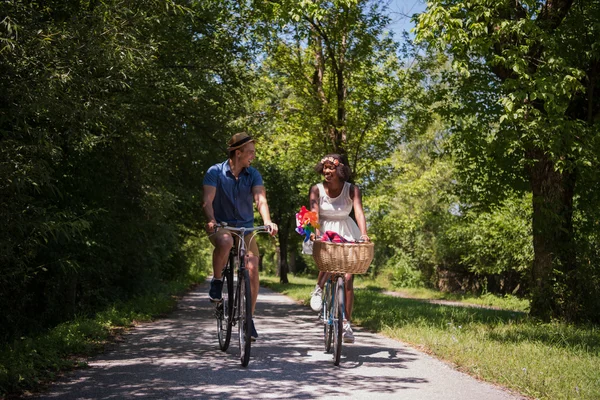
[343,321,355,343]
[250,319,258,342]
[310,285,323,312]
[209,279,223,303]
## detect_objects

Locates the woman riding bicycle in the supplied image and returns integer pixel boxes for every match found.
[308,154,370,343]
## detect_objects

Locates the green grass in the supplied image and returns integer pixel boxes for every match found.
[0,272,205,398]
[261,275,600,400]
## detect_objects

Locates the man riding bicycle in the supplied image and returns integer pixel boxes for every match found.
[202,132,278,341]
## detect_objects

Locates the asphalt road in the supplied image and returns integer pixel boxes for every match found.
[34,282,525,400]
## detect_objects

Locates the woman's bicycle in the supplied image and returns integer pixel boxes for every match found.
[213,223,271,367]
[313,239,374,366]
[321,272,346,365]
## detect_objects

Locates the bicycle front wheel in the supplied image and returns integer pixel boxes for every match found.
[238,268,252,367]
[332,276,344,366]
[217,262,234,351]
[323,279,333,352]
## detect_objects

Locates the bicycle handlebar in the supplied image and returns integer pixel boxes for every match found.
[214,223,272,234]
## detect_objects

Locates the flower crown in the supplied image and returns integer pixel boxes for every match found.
[320,156,342,166]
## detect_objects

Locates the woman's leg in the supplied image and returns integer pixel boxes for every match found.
[344,273,354,321]
[317,271,328,288]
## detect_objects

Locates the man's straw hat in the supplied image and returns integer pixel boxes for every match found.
[227,132,255,151]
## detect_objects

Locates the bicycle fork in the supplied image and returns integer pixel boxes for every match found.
[327,278,346,326]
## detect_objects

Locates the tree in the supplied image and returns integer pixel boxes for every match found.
[416,0,600,321]
[247,0,408,279]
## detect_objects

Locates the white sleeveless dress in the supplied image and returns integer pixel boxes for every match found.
[317,182,362,241]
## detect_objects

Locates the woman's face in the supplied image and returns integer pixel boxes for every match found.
[322,161,338,182]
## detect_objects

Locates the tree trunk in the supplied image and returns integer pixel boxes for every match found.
[528,149,577,321]
[278,219,290,284]
[335,31,347,152]
[289,247,296,274]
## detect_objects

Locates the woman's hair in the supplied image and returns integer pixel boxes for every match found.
[314,153,352,181]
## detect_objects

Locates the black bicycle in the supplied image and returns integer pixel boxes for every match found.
[213,224,270,367]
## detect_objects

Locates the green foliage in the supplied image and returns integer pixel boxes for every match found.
[448,195,533,279]
[368,116,457,286]
[0,0,257,340]
[369,104,533,295]
[384,251,423,289]
[415,0,600,321]
[245,1,414,280]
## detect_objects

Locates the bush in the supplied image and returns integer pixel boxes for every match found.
[384,251,424,288]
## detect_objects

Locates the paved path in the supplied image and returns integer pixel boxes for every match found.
[35,283,525,400]
[381,291,516,311]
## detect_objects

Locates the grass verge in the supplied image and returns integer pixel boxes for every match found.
[261,275,600,400]
[0,272,204,398]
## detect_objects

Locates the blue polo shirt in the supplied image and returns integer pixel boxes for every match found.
[203,160,264,228]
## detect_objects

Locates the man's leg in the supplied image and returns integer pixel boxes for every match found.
[246,254,260,314]
[208,230,233,302]
[244,235,260,341]
[244,234,260,314]
[211,231,234,279]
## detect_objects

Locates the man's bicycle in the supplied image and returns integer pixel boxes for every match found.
[313,239,374,366]
[213,224,271,367]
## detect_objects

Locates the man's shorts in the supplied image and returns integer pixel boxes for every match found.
[209,228,260,257]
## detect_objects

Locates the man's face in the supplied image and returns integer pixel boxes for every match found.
[236,142,256,167]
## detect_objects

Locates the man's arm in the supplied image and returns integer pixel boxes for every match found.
[252,185,278,236]
[203,185,217,233]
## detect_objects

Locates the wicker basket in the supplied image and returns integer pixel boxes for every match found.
[312,240,374,274]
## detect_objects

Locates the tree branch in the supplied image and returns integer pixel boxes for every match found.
[539,0,574,30]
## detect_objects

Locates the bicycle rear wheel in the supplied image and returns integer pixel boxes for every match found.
[217,259,234,351]
[323,279,333,352]
[332,276,344,366]
[238,267,252,367]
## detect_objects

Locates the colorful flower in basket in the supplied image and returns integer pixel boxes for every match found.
[295,206,320,242]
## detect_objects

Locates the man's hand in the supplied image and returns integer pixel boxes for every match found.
[265,222,278,236]
[205,220,217,234]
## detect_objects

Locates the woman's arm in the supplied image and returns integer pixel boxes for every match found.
[351,185,369,241]
[309,184,321,237]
